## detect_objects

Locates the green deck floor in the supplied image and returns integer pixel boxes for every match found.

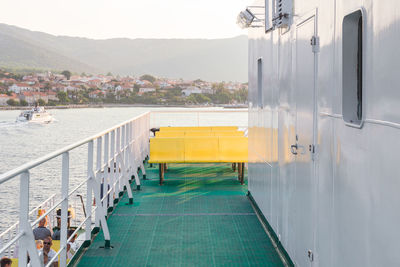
[76,163,285,267]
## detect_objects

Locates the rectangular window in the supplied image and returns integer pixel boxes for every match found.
[257,58,263,108]
[342,10,363,127]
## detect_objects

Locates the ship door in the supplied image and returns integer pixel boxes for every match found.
[291,15,318,267]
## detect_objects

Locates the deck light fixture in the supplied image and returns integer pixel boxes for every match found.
[237,9,255,28]
[237,6,264,29]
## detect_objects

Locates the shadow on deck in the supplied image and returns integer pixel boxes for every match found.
[76,163,286,267]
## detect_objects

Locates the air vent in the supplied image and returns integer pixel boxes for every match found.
[272,0,292,28]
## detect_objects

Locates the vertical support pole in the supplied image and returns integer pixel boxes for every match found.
[238,163,242,182]
[240,163,245,185]
[95,137,102,227]
[159,163,164,185]
[60,152,69,267]
[104,133,110,215]
[18,171,41,267]
[110,130,115,208]
[18,172,29,267]
[84,141,93,246]
[121,125,126,191]
[232,163,236,172]
[116,127,122,197]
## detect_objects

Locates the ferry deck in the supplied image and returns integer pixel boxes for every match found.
[75,163,289,266]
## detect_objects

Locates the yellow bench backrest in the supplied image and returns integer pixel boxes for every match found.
[155,131,185,137]
[159,126,238,132]
[149,136,248,163]
[218,137,248,162]
[184,137,219,162]
[150,138,185,163]
[156,130,244,138]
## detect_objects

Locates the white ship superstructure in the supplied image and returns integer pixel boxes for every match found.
[246,0,400,266]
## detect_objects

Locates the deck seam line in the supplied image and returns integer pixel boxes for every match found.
[143,188,165,266]
[113,212,256,216]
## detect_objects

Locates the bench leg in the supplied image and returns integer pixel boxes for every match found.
[237,163,241,181]
[237,163,244,185]
[159,163,165,185]
[232,163,236,172]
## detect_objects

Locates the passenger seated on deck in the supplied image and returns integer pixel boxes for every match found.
[52,209,71,240]
[67,229,78,260]
[33,218,51,240]
[39,236,58,267]
[0,257,12,267]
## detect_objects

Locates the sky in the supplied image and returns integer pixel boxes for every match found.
[0,0,250,40]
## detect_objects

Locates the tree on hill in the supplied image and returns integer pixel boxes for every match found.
[57,91,69,104]
[6,99,18,106]
[37,99,46,106]
[61,70,71,80]
[140,74,156,83]
[20,99,28,106]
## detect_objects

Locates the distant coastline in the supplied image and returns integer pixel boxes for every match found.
[0,103,248,110]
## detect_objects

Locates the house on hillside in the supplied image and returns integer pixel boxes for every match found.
[89,90,106,99]
[138,88,156,96]
[0,93,18,105]
[19,92,48,104]
[9,83,34,94]
[182,86,202,96]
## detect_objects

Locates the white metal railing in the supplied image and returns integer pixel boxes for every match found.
[0,194,56,258]
[0,109,247,266]
[150,109,248,129]
[0,112,150,267]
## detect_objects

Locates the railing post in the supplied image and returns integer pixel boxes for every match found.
[18,172,29,267]
[104,133,110,215]
[60,152,69,267]
[95,137,102,228]
[116,127,122,197]
[84,141,94,246]
[120,125,125,193]
[18,171,41,267]
[110,130,115,210]
[86,140,111,248]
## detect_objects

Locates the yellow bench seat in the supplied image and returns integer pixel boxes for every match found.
[149,137,248,163]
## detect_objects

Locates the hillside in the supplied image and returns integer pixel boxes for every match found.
[0,24,248,82]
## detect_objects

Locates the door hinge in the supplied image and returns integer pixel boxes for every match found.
[309,144,315,154]
[310,36,320,53]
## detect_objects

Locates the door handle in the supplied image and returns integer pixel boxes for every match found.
[297,145,306,155]
[290,144,298,155]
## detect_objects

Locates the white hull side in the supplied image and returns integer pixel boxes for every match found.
[248,0,400,266]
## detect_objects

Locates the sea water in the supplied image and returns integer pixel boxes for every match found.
[0,107,247,233]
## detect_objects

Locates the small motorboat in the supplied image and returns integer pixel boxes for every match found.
[17,105,53,123]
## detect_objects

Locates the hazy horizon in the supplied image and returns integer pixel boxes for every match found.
[0,0,250,40]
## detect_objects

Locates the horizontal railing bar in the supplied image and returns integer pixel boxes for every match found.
[46,213,93,267]
[150,110,248,113]
[67,178,90,199]
[0,232,24,255]
[0,112,150,184]
[0,193,57,238]
[30,198,65,227]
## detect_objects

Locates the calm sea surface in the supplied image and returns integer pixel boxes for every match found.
[0,107,247,234]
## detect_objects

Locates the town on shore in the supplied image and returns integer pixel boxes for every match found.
[0,70,248,108]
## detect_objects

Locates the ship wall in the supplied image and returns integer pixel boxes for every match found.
[248,0,400,266]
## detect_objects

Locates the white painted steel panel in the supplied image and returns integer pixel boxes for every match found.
[248,0,400,266]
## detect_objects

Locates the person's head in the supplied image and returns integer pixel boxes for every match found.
[39,218,46,227]
[0,257,12,267]
[43,236,53,253]
[67,229,77,242]
[36,239,44,249]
